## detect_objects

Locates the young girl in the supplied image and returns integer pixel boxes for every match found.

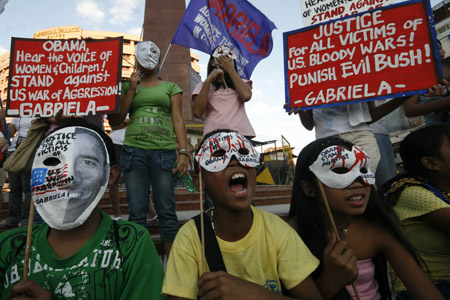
[192,45,255,138]
[108,40,189,256]
[288,137,444,300]
[382,124,450,299]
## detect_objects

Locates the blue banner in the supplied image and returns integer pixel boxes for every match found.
[172,0,276,79]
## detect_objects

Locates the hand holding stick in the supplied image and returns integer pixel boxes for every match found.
[23,201,35,280]
[315,178,361,300]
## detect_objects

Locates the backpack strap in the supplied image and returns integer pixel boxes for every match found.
[193,212,227,272]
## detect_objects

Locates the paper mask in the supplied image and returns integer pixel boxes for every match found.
[135,41,160,71]
[309,145,375,189]
[196,131,260,172]
[31,126,110,230]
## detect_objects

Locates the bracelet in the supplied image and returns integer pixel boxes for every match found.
[200,92,207,96]
[178,148,188,153]
[179,152,189,157]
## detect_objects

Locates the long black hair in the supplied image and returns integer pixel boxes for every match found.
[380,124,450,206]
[289,138,419,300]
[207,46,238,91]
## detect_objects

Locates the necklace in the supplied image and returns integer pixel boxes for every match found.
[208,208,216,234]
[337,218,352,239]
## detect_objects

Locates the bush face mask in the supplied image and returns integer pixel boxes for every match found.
[309,145,375,189]
[196,131,260,172]
[135,40,160,71]
[31,126,110,230]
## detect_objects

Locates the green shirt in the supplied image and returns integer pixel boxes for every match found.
[122,81,182,150]
[0,210,166,300]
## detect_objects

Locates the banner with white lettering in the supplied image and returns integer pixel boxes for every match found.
[301,0,395,26]
[7,37,123,117]
[284,0,441,110]
[171,0,276,80]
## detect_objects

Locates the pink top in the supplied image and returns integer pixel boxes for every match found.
[345,259,381,300]
[193,81,255,138]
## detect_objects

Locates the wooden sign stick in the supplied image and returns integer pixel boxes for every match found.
[23,200,35,280]
[199,168,206,274]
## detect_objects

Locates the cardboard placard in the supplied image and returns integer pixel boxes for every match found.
[7,37,123,117]
[284,0,441,110]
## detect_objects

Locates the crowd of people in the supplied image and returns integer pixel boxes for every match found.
[0,39,449,300]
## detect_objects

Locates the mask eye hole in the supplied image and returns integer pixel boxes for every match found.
[360,167,368,174]
[332,167,348,174]
[212,149,226,157]
[238,148,249,155]
[43,157,61,166]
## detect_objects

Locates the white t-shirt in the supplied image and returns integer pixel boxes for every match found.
[9,117,37,152]
[313,104,371,139]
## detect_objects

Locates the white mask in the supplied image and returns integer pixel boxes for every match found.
[31,127,110,230]
[212,45,237,63]
[196,131,260,172]
[309,145,375,189]
[135,41,160,71]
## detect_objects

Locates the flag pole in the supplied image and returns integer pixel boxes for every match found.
[158,43,172,76]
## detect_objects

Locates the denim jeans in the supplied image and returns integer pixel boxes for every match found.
[6,151,31,225]
[120,145,179,242]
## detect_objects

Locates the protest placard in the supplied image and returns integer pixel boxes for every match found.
[7,37,123,117]
[284,0,441,110]
[301,0,394,26]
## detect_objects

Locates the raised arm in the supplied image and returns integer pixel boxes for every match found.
[216,55,252,102]
[367,96,409,123]
[108,73,140,127]
[403,94,450,118]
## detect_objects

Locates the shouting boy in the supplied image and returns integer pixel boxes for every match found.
[162,129,322,300]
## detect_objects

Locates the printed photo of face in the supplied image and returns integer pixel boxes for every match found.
[63,127,108,223]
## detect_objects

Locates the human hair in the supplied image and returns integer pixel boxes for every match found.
[289,138,419,300]
[400,124,450,180]
[49,118,116,166]
[380,124,450,207]
[442,56,450,69]
[207,46,238,91]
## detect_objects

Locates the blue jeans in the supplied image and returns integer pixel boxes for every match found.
[120,145,179,242]
[6,151,31,225]
[374,133,397,188]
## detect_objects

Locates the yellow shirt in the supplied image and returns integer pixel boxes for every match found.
[392,186,450,291]
[162,206,319,299]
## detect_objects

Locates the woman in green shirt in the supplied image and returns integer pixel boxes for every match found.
[108,41,189,255]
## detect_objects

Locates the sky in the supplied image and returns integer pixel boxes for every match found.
[0,0,443,155]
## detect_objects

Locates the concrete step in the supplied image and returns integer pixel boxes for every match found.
[0,185,293,255]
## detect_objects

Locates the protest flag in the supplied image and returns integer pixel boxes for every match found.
[171,0,276,79]
[0,0,8,14]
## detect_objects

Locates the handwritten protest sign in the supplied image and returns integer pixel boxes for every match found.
[301,0,394,26]
[7,37,123,117]
[284,0,441,110]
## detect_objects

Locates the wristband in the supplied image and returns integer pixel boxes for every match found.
[179,152,189,157]
[178,148,188,153]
